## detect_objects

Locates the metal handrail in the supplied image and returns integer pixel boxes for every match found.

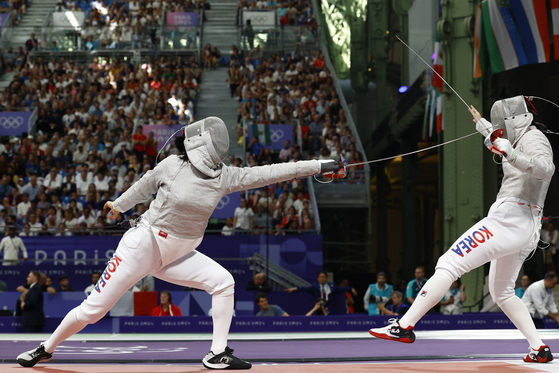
[247,252,311,291]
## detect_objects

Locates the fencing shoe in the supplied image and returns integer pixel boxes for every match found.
[202,346,252,370]
[369,318,416,343]
[17,343,53,367]
[524,345,554,363]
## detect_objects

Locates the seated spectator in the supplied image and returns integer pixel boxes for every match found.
[233,198,253,234]
[78,207,95,228]
[516,274,531,299]
[285,271,357,307]
[363,272,392,316]
[16,193,31,219]
[152,291,182,316]
[306,297,328,316]
[522,272,559,329]
[440,279,466,315]
[377,291,409,316]
[246,273,271,292]
[221,217,234,236]
[56,275,75,292]
[255,292,288,316]
[28,213,42,236]
[84,271,101,297]
[43,167,62,195]
[339,279,355,314]
[278,140,292,162]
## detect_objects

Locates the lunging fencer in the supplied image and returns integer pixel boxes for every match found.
[369,96,555,363]
[17,117,342,370]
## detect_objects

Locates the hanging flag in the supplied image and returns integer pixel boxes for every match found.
[251,124,271,145]
[429,89,437,138]
[473,4,487,79]
[481,0,527,73]
[432,31,444,92]
[551,0,559,60]
[436,91,443,133]
[422,91,431,142]
[509,0,550,64]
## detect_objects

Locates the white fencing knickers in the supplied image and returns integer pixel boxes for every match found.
[44,224,235,353]
[435,199,540,288]
[399,199,545,348]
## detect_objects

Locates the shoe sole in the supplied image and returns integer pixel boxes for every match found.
[17,356,52,368]
[202,360,252,370]
[369,329,415,344]
[523,355,554,363]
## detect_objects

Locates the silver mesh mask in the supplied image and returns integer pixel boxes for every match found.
[490,96,533,146]
[184,117,229,176]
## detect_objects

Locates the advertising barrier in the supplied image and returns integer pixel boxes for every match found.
[52,11,86,27]
[0,111,34,136]
[0,313,554,334]
[166,12,199,27]
[242,10,275,27]
[247,124,293,150]
[1,235,323,284]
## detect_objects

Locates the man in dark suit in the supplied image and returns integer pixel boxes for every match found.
[285,271,357,306]
[21,271,45,333]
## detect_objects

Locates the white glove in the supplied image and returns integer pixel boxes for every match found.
[492,138,515,160]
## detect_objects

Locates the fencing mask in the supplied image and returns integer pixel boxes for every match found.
[184,117,230,177]
[490,96,537,146]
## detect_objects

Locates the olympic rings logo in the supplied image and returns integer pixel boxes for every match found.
[0,116,24,129]
[250,16,269,23]
[270,129,284,142]
[215,195,230,210]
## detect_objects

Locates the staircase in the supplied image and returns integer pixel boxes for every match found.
[195,67,243,164]
[10,0,56,47]
[196,0,243,164]
[0,0,56,90]
[202,0,238,54]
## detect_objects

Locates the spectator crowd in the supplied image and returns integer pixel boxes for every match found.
[0,48,202,236]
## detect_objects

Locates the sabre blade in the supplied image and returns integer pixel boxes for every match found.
[396,35,474,116]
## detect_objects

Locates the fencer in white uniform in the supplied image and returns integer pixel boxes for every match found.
[369,96,555,363]
[17,117,342,369]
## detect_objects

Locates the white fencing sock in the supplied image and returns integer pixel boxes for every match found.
[43,307,87,353]
[210,285,235,354]
[399,269,453,329]
[499,296,544,349]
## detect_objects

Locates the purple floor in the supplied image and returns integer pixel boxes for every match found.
[1,338,551,363]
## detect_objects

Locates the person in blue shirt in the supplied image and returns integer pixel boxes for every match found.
[363,272,393,315]
[377,291,409,316]
[516,274,531,299]
[247,136,263,162]
[406,266,428,305]
[285,271,357,307]
[255,293,288,316]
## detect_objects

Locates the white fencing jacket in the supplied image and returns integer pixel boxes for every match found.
[496,127,554,208]
[113,155,320,266]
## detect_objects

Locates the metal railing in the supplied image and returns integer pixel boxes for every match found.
[36,25,199,52]
[0,10,17,49]
[247,252,311,291]
[237,25,319,56]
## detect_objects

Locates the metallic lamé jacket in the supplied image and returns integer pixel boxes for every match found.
[113,155,321,239]
[497,126,555,208]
